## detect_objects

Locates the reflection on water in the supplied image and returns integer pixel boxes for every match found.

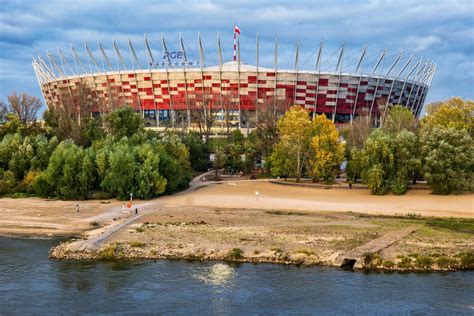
[1,237,473,314]
[194,263,235,286]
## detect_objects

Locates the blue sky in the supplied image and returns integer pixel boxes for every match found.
[1,0,473,113]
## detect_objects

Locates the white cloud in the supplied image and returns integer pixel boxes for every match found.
[406,35,443,52]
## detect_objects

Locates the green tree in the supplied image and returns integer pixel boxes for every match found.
[309,114,345,183]
[382,105,416,134]
[421,127,473,194]
[270,106,312,182]
[180,132,209,171]
[362,129,418,195]
[105,106,144,139]
[362,130,394,195]
[100,139,138,200]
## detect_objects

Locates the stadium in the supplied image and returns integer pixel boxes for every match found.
[32,30,436,129]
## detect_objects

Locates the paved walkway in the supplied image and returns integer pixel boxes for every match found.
[67,171,218,252]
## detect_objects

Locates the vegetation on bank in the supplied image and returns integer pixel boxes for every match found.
[0,104,210,199]
[1,92,473,197]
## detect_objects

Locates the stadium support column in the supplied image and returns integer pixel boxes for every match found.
[98,42,114,113]
[273,34,279,116]
[293,40,300,106]
[383,55,413,119]
[32,59,49,107]
[48,51,77,121]
[128,38,143,118]
[411,66,430,115]
[313,40,323,119]
[217,33,224,130]
[408,60,428,110]
[198,33,207,127]
[376,51,402,126]
[368,49,386,121]
[414,64,435,119]
[145,35,159,127]
[180,33,191,129]
[351,45,367,123]
[333,44,345,122]
[398,59,421,106]
[112,41,127,108]
[255,32,259,123]
[237,36,242,129]
[162,34,174,128]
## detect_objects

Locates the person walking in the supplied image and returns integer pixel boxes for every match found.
[76,204,80,213]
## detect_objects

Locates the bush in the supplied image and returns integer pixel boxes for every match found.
[458,251,474,269]
[383,260,395,269]
[415,255,433,270]
[227,248,244,260]
[397,256,413,269]
[436,256,456,269]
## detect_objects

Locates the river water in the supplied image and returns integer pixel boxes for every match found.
[0,237,473,315]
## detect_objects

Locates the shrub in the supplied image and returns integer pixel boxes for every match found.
[436,256,456,269]
[227,248,244,260]
[98,244,124,261]
[458,251,474,269]
[397,256,413,269]
[415,255,434,270]
[383,260,395,269]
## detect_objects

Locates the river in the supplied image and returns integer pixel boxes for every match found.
[0,237,473,315]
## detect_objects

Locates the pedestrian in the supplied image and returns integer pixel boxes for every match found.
[135,208,138,214]
[76,204,80,213]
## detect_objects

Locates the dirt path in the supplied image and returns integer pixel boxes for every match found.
[335,226,418,267]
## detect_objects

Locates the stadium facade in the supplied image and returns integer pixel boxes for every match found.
[32,32,436,128]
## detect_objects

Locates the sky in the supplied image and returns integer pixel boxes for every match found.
[0,0,473,114]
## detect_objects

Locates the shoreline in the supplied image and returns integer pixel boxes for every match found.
[1,182,472,273]
[48,239,472,273]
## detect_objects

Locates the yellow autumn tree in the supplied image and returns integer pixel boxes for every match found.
[270,106,312,182]
[421,97,474,136]
[309,114,345,183]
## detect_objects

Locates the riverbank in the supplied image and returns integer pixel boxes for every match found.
[50,206,474,272]
[2,182,473,272]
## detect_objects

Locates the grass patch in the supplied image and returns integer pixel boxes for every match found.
[97,244,124,261]
[89,221,100,227]
[425,218,474,234]
[227,248,244,260]
[295,249,315,256]
[270,247,283,257]
[265,210,308,216]
[457,251,474,269]
[135,227,145,233]
[129,241,146,248]
[436,256,456,269]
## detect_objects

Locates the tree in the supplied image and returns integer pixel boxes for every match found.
[270,106,312,182]
[361,129,419,195]
[180,131,209,171]
[309,114,345,183]
[361,130,394,195]
[105,106,144,140]
[382,105,416,134]
[421,127,473,194]
[2,92,42,125]
[213,146,225,180]
[343,115,373,150]
[422,97,474,136]
[34,140,86,199]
